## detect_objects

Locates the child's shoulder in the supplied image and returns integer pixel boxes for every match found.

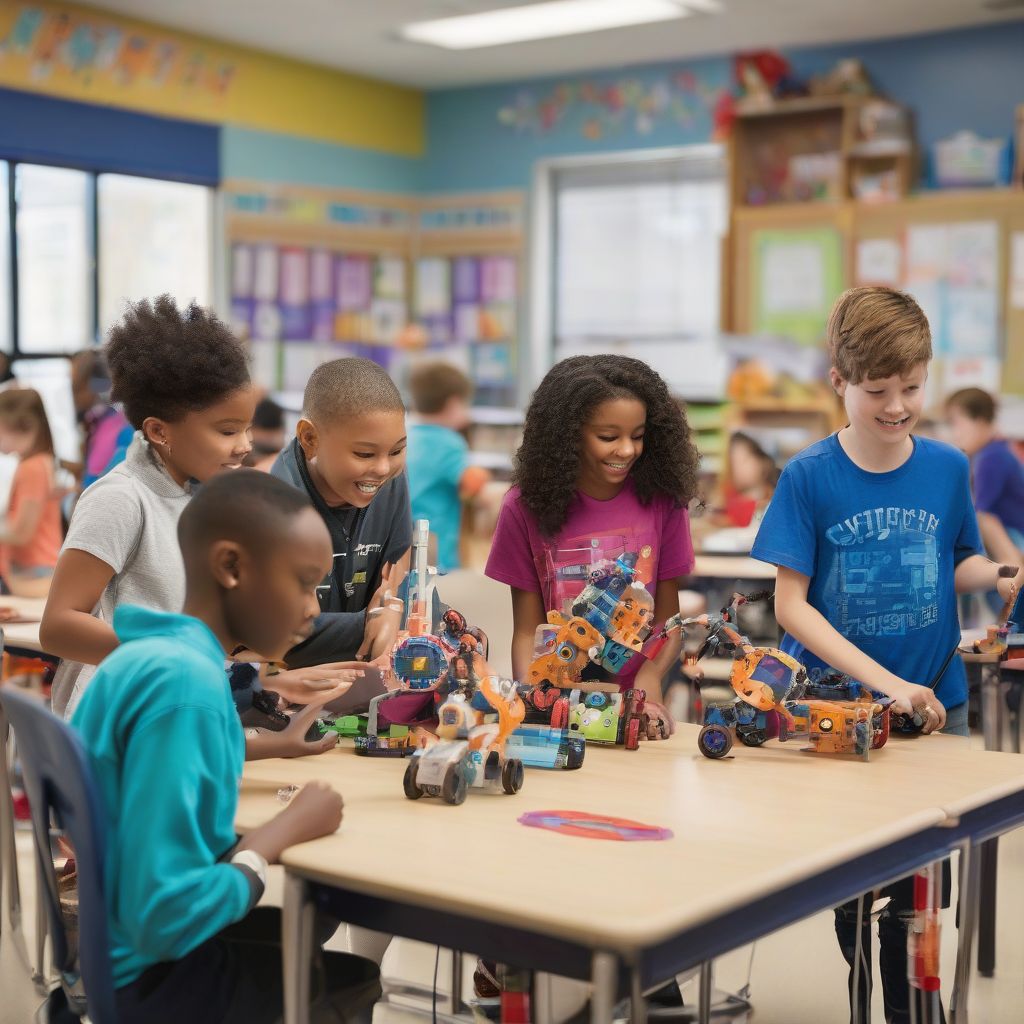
[913,434,970,472]
[781,435,842,476]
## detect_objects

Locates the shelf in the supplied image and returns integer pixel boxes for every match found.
[468,407,524,426]
[735,94,864,118]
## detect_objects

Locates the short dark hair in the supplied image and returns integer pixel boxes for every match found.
[106,295,250,429]
[303,357,404,425]
[253,397,284,431]
[409,361,472,415]
[178,469,314,562]
[946,387,997,424]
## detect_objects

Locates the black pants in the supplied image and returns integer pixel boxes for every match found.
[116,908,381,1024]
[835,867,950,1024]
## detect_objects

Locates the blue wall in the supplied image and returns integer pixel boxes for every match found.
[423,20,1024,193]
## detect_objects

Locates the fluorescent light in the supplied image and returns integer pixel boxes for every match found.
[400,0,704,51]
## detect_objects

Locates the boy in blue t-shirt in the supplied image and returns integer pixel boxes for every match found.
[406,361,490,571]
[752,286,1020,1024]
[72,470,379,1023]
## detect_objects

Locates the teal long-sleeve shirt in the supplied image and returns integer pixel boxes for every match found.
[72,605,253,987]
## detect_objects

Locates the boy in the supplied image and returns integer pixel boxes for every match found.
[406,361,490,571]
[72,470,380,1023]
[245,396,288,472]
[945,387,1024,569]
[272,357,412,668]
[752,287,1019,1023]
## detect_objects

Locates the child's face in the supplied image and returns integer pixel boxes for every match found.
[831,364,927,451]
[945,405,990,456]
[0,425,36,457]
[730,441,765,493]
[150,386,256,485]
[231,507,333,661]
[299,410,407,509]
[578,397,646,496]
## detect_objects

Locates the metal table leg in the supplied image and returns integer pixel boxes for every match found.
[951,841,980,1024]
[590,952,617,1024]
[283,872,314,1024]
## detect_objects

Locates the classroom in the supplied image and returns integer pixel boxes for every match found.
[1,1,1024,1022]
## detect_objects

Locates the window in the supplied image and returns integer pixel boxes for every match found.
[98,174,211,335]
[0,163,9,354]
[15,164,92,354]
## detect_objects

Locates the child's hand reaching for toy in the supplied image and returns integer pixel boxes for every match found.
[245,700,340,760]
[643,701,675,739]
[267,662,363,705]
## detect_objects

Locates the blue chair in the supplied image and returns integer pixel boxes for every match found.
[0,687,117,1023]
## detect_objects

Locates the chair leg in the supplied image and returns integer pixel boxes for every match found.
[33,855,49,993]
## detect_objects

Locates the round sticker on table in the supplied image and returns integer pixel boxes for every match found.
[518,809,673,842]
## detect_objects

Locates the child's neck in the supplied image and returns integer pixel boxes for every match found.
[151,443,191,489]
[838,425,914,474]
[417,411,460,430]
[576,475,629,502]
[182,589,231,655]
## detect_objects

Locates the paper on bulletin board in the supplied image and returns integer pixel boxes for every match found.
[943,356,1002,393]
[1011,232,1024,310]
[856,238,902,286]
[753,228,842,346]
[415,258,451,317]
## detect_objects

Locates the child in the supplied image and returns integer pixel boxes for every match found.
[0,388,62,597]
[721,431,779,528]
[751,287,1020,1023]
[406,360,490,571]
[945,387,1024,567]
[271,357,413,668]
[42,296,255,719]
[68,349,134,489]
[72,470,381,1024]
[485,354,699,720]
[244,396,288,472]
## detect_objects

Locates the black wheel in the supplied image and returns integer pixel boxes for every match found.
[698,724,733,759]
[442,763,468,805]
[501,758,525,794]
[738,728,766,747]
[403,759,422,800]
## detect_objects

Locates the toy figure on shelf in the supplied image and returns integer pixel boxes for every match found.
[403,672,526,805]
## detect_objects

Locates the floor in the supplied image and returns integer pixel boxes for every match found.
[3,781,1023,1024]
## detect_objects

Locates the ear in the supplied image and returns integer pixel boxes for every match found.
[296,417,319,459]
[209,539,244,591]
[829,368,846,397]
[142,416,172,448]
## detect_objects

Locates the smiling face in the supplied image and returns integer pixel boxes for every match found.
[144,385,256,487]
[298,409,407,508]
[577,396,646,500]
[832,362,927,454]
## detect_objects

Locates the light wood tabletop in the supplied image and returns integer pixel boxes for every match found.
[238,724,1024,956]
[691,555,776,581]
[0,596,45,653]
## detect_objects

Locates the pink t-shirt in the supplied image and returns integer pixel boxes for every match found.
[485,479,694,684]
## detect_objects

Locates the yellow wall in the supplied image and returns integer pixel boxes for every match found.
[0,0,424,156]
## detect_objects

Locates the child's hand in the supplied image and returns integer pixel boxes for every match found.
[890,682,946,734]
[996,565,1021,606]
[248,702,340,759]
[357,605,401,663]
[643,701,675,739]
[275,780,344,847]
[268,663,363,705]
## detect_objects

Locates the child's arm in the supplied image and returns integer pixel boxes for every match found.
[975,512,1023,570]
[356,549,411,663]
[459,464,491,500]
[39,550,119,664]
[775,565,946,731]
[244,701,341,760]
[0,493,43,546]
[635,578,682,708]
[954,553,1021,602]
[233,780,343,865]
[510,587,546,682]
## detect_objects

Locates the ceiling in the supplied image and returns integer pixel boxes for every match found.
[83,0,1024,90]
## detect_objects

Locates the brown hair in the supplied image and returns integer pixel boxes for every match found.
[0,388,54,456]
[946,387,997,424]
[827,287,932,384]
[409,361,472,415]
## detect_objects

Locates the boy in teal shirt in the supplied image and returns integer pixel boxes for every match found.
[72,469,379,1023]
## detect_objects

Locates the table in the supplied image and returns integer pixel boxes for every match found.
[237,725,1024,1024]
[0,597,45,655]
[691,555,775,581]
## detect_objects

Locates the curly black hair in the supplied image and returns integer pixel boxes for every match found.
[513,355,700,536]
[106,295,250,429]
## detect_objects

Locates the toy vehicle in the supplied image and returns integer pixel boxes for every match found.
[403,675,526,805]
[503,725,585,770]
[527,613,603,689]
[554,685,663,751]
[354,727,415,757]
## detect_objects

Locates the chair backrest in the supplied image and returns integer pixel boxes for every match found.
[0,687,117,1023]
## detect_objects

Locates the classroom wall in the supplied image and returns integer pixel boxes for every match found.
[423,21,1024,194]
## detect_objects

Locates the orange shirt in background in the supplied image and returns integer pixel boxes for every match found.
[1,453,62,580]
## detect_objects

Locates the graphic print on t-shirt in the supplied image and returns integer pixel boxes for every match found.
[823,505,940,638]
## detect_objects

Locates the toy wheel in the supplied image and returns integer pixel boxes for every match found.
[442,764,468,806]
[403,759,422,800]
[698,724,733,759]
[501,758,524,794]
[625,716,641,751]
[738,728,766,747]
[550,696,570,730]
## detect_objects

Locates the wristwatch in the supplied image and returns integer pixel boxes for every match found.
[231,848,269,892]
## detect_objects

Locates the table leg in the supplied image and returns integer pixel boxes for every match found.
[33,855,47,992]
[950,841,980,1024]
[448,950,464,1015]
[980,665,1003,753]
[698,961,712,1024]
[283,872,314,1024]
[976,841,998,977]
[533,972,554,1024]
[590,951,616,1024]
[632,965,647,1024]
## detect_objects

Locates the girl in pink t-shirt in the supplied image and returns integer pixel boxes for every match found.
[485,354,700,734]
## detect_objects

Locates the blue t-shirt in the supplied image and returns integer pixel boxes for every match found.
[751,434,983,710]
[972,438,1024,536]
[72,606,252,987]
[407,423,468,572]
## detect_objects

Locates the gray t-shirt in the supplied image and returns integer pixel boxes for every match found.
[51,433,193,719]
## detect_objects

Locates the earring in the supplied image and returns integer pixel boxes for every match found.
[161,440,173,455]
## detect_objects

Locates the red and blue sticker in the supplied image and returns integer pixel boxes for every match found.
[518,809,673,842]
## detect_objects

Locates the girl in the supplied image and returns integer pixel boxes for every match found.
[42,296,355,746]
[0,388,63,597]
[485,354,700,727]
[721,431,779,528]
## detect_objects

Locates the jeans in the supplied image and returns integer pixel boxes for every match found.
[834,704,966,1023]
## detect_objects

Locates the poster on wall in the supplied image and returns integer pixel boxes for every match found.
[279,247,311,341]
[310,249,335,343]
